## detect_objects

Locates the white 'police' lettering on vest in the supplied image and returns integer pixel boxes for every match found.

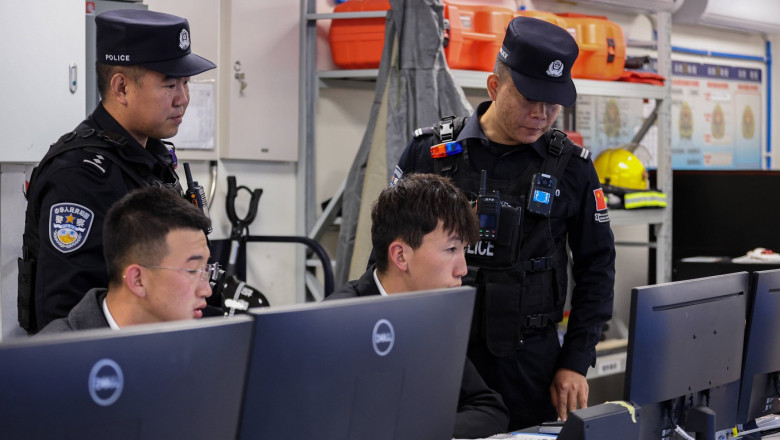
[466,240,494,257]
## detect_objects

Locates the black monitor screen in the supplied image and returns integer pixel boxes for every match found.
[624,272,749,437]
[238,287,476,440]
[0,316,253,439]
[737,269,780,423]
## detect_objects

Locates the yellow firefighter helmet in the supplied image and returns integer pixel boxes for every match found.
[593,148,648,191]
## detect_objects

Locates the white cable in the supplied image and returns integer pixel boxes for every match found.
[674,425,696,440]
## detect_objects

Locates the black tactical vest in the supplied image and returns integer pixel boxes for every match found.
[430,124,578,357]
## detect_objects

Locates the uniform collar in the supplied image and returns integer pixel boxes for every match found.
[88,103,176,171]
[458,101,548,159]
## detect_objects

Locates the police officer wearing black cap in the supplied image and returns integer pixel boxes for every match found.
[18,9,216,333]
[395,16,615,429]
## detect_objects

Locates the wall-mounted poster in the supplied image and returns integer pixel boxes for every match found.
[670,61,763,169]
[575,95,655,166]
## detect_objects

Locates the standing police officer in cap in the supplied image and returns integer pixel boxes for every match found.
[395,16,615,429]
[18,9,216,333]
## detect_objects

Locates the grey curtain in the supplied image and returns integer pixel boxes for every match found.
[334,0,474,286]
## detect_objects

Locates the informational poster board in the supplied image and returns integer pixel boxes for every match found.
[670,61,763,169]
[576,95,657,168]
[575,60,764,171]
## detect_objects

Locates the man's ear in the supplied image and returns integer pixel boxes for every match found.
[387,240,410,272]
[487,72,500,101]
[109,72,132,105]
[123,264,146,298]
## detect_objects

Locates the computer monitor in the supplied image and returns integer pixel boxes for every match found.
[737,269,780,424]
[237,286,476,440]
[624,272,749,439]
[0,316,254,439]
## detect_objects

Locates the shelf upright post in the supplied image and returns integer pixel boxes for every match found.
[298,0,318,302]
[655,10,673,283]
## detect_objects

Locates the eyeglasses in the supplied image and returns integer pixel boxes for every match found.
[141,262,222,283]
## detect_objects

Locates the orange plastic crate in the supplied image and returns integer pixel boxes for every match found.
[444,3,514,72]
[328,0,390,69]
[514,9,567,28]
[328,1,513,72]
[557,13,626,81]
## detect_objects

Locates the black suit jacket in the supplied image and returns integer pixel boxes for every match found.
[327,267,510,439]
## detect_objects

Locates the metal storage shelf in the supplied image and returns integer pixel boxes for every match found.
[318,69,668,100]
[610,209,666,226]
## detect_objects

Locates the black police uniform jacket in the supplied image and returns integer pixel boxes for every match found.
[21,103,180,332]
[327,267,511,439]
[396,101,615,380]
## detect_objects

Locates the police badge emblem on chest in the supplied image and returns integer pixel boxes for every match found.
[49,202,95,253]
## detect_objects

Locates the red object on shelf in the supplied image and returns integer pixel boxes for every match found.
[618,70,666,86]
[563,130,585,147]
[328,0,390,69]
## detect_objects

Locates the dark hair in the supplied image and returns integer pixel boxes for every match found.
[371,173,479,272]
[103,186,211,287]
[493,58,511,85]
[96,63,145,100]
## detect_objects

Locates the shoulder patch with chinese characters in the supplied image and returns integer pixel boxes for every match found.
[49,203,95,253]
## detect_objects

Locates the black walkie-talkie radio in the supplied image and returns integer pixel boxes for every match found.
[467,170,523,268]
[476,170,501,240]
[183,162,212,234]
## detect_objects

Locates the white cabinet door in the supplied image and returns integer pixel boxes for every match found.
[225,0,299,161]
[0,0,86,163]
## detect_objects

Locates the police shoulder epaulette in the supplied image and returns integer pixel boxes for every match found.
[569,142,592,161]
[57,129,127,176]
[81,150,113,176]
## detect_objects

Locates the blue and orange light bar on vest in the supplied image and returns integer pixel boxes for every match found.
[430,141,463,159]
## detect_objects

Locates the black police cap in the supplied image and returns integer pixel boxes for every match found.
[498,16,579,107]
[96,9,216,77]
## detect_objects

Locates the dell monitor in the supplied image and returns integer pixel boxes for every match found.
[0,316,254,439]
[737,269,780,424]
[624,272,749,439]
[237,286,476,440]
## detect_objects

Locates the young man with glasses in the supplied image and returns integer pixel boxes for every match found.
[38,186,216,334]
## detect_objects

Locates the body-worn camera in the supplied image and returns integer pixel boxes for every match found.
[527,173,557,217]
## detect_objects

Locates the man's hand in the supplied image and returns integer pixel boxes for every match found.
[549,368,589,421]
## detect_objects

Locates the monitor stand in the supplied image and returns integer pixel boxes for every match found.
[685,406,715,440]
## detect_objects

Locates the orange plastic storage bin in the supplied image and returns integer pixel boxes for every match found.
[514,9,567,28]
[328,0,390,69]
[328,0,514,72]
[444,3,514,72]
[557,13,626,81]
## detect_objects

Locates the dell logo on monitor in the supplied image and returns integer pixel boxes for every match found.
[372,319,395,356]
[88,359,124,406]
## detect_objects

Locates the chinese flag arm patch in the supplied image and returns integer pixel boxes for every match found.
[593,188,608,211]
